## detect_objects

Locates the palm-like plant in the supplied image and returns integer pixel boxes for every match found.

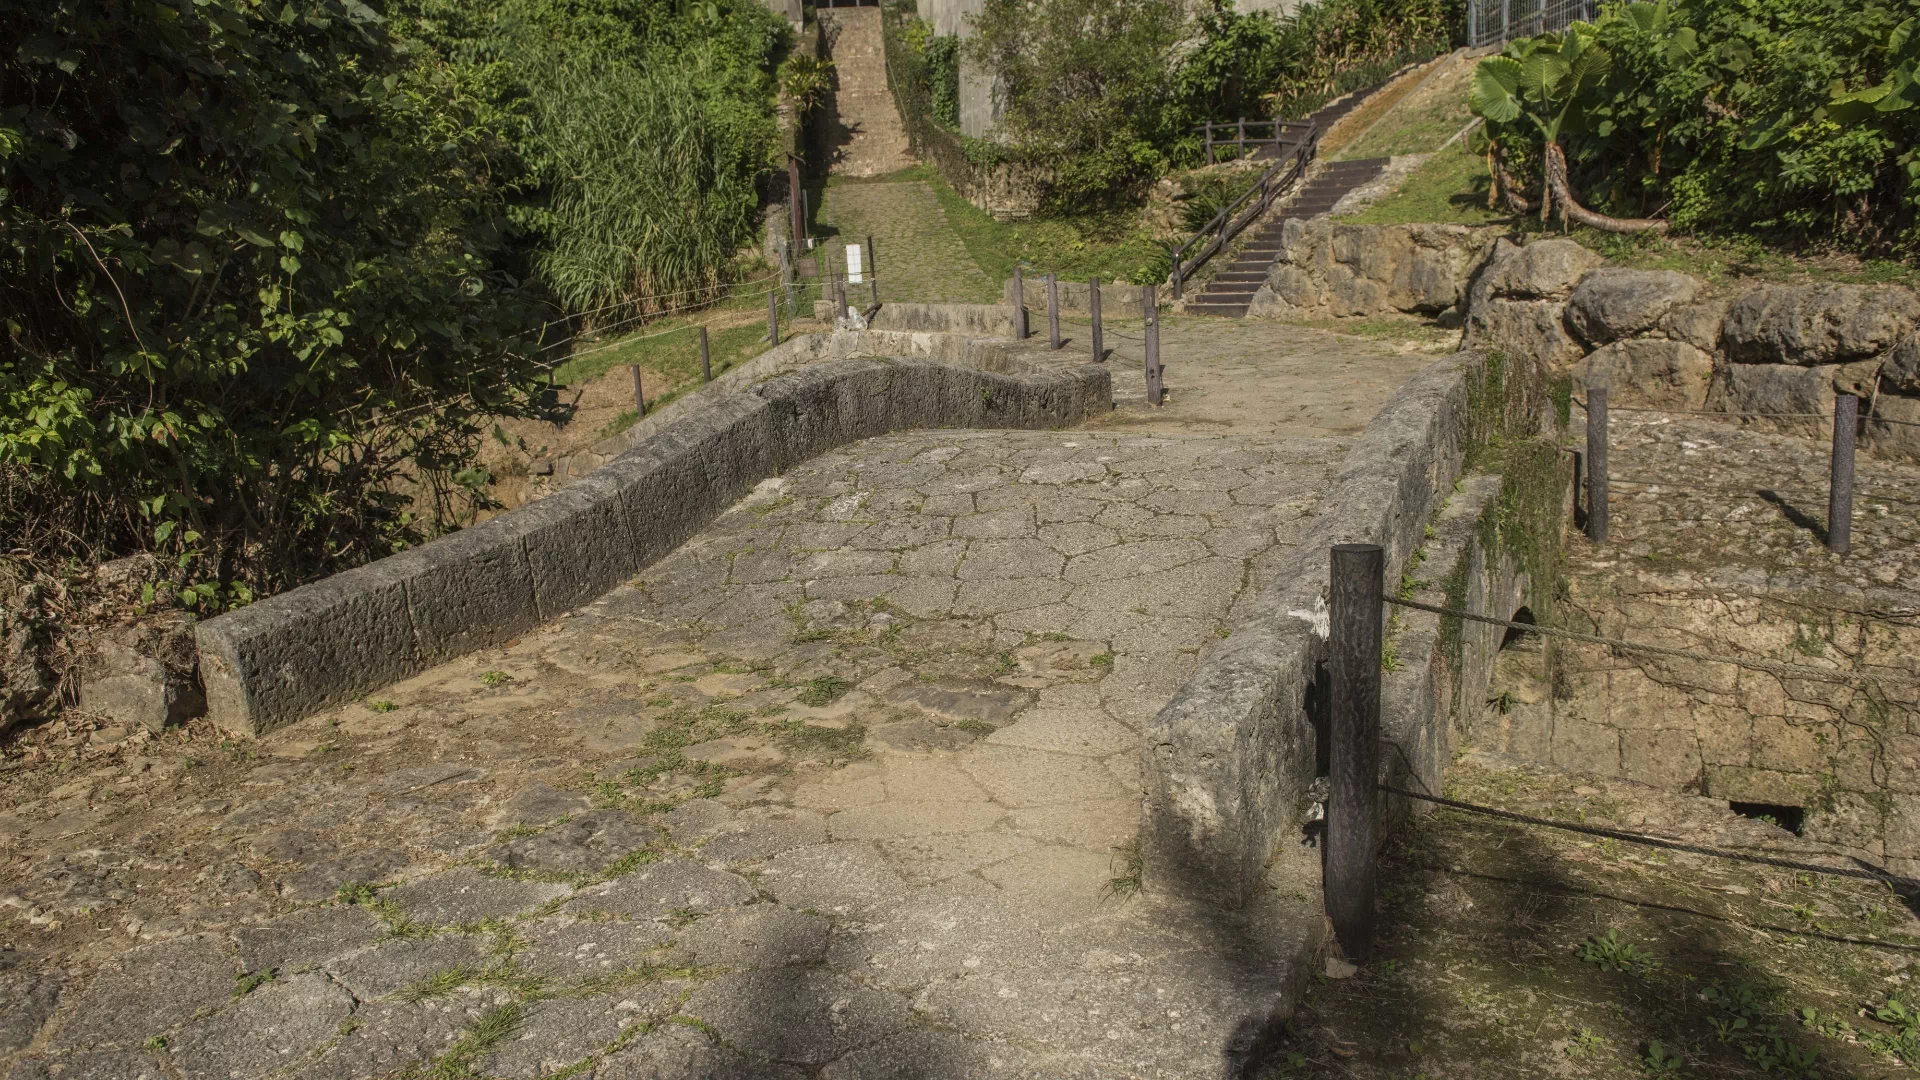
[1470,23,1667,232]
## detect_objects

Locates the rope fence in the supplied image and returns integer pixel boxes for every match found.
[1323,543,1920,965]
[1007,265,1165,405]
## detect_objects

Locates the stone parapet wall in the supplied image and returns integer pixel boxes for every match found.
[196,347,1112,738]
[1247,223,1920,464]
[1140,349,1561,907]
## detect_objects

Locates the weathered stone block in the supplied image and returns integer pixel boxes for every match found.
[1620,727,1703,789]
[1865,388,1920,465]
[1471,237,1604,302]
[1576,338,1715,410]
[1884,331,1920,393]
[1465,298,1585,372]
[1722,283,1920,365]
[75,618,204,732]
[1710,359,1882,434]
[1703,765,1821,805]
[1550,714,1621,776]
[1566,267,1703,345]
[1662,297,1730,353]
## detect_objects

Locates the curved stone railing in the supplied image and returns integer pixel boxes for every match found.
[197,346,1111,736]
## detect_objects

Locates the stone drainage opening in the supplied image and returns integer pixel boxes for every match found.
[1502,606,1539,649]
[1729,801,1806,835]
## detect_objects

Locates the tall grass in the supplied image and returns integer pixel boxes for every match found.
[525,45,778,328]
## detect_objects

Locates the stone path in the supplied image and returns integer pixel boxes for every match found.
[816,179,999,304]
[819,8,914,179]
[1,322,1444,1080]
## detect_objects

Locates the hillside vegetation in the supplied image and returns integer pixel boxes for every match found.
[0,0,787,607]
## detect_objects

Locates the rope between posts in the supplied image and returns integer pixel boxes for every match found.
[1577,399,1920,429]
[1382,596,1920,690]
[1378,784,1918,889]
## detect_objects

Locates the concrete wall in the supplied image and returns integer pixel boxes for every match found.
[197,345,1112,737]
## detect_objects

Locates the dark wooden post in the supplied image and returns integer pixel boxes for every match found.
[1586,387,1608,545]
[1237,117,1246,158]
[1172,254,1182,302]
[1205,124,1214,166]
[1143,284,1162,407]
[866,234,879,307]
[629,364,646,418]
[788,156,804,249]
[1046,273,1061,350]
[1089,277,1104,363]
[1328,542,1384,964]
[699,325,711,383]
[1829,392,1857,554]
[1011,265,1028,340]
[769,290,780,345]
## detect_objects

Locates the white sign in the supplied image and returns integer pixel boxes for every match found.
[846,244,864,284]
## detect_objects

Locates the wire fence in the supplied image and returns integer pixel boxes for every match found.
[1323,542,1920,964]
[1468,0,1597,47]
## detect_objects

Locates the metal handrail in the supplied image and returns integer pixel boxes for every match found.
[1168,121,1319,302]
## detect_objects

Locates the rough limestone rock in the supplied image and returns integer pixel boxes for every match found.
[76,617,205,732]
[1577,339,1716,410]
[1721,283,1920,365]
[1565,267,1702,345]
[1468,237,1604,303]
[1464,298,1586,372]
[1,582,54,737]
[1883,331,1920,394]
[1709,358,1882,433]
[1250,219,1492,318]
[1866,389,1920,464]
[1661,297,1730,353]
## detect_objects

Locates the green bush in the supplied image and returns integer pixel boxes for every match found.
[407,0,788,322]
[1472,0,1920,250]
[968,0,1459,212]
[0,0,547,596]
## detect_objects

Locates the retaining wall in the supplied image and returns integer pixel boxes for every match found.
[198,346,1111,737]
[1139,350,1558,908]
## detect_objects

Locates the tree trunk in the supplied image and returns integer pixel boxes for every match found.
[1545,142,1668,234]
[1488,142,1535,215]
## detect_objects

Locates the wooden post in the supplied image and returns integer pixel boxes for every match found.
[1586,387,1608,545]
[866,234,879,307]
[1089,277,1104,363]
[629,364,646,418]
[1237,117,1246,159]
[1046,273,1061,350]
[1012,265,1028,340]
[769,290,780,345]
[1143,284,1162,407]
[699,325,711,383]
[1205,124,1214,166]
[1328,542,1384,965]
[1829,392,1857,554]
[788,156,804,248]
[1172,254,1182,302]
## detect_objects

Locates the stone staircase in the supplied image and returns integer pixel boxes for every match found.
[819,7,915,178]
[1183,157,1390,317]
[1183,82,1398,318]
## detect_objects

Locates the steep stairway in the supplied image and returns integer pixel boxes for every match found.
[819,7,914,178]
[1184,81,1398,318]
[1184,157,1389,317]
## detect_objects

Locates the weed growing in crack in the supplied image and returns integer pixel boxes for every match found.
[796,675,852,707]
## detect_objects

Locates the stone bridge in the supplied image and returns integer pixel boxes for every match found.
[1,319,1479,1080]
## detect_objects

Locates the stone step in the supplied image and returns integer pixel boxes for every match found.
[1211,271,1269,283]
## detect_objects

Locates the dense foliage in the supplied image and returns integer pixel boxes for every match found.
[1,0,546,599]
[407,0,787,323]
[967,0,1459,211]
[1471,0,1920,249]
[1,0,789,602]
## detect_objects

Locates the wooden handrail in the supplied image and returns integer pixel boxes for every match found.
[1169,121,1319,301]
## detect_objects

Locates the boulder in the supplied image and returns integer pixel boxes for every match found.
[1576,339,1715,410]
[1565,268,1703,345]
[1464,298,1586,372]
[1469,238,1604,304]
[1661,297,1729,353]
[1721,284,1920,365]
[1708,359,1882,437]
[2,607,55,737]
[76,616,205,732]
[1882,332,1920,394]
[1865,389,1920,465]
